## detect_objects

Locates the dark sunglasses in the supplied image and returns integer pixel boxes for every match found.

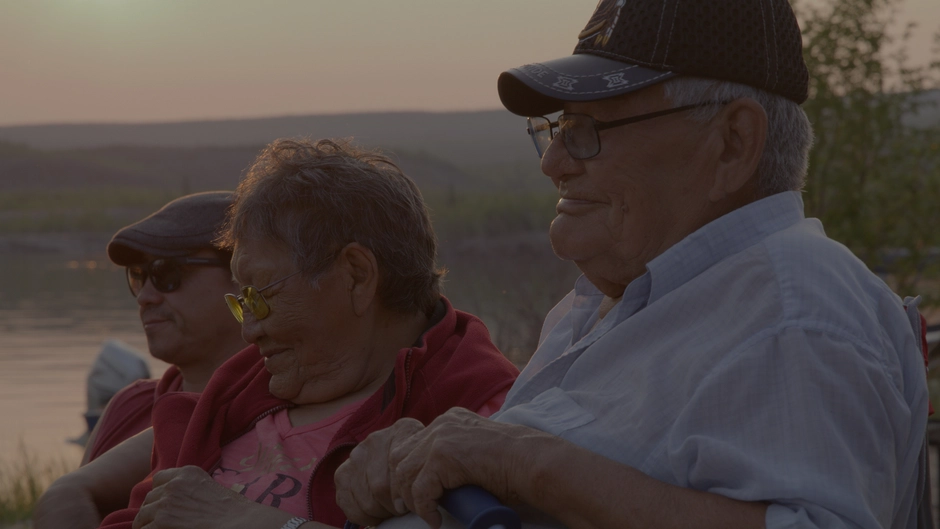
[526,101,726,160]
[126,257,228,296]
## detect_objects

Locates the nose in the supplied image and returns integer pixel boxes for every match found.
[240,309,264,344]
[540,131,579,187]
[135,277,163,307]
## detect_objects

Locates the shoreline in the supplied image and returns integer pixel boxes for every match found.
[0,230,556,259]
[0,232,114,258]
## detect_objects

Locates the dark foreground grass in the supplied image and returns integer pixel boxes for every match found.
[0,442,75,525]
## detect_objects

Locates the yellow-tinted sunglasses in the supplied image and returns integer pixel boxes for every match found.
[224,270,303,323]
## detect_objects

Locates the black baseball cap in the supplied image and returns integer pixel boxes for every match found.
[107,191,234,266]
[498,0,809,117]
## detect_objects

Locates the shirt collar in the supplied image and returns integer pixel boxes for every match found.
[645,191,806,304]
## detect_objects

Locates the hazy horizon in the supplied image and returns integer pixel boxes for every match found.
[1,0,937,127]
[0,108,513,129]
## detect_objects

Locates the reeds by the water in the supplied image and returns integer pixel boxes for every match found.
[0,441,75,525]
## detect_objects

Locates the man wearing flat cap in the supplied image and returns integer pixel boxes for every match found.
[336,1,930,528]
[80,191,246,464]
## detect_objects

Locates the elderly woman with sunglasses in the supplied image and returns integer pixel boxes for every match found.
[41,139,518,529]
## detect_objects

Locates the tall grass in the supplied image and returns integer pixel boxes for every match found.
[0,442,75,525]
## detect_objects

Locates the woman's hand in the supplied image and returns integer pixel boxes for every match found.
[131,466,299,529]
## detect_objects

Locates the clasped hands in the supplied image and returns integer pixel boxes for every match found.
[335,408,536,529]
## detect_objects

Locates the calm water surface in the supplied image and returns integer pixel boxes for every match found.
[0,250,167,461]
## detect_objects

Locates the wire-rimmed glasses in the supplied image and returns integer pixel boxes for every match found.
[223,269,304,323]
[526,101,726,160]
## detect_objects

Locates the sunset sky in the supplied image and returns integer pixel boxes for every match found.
[1,0,937,126]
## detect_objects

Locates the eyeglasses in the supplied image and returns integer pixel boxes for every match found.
[526,101,724,160]
[224,270,304,323]
[126,257,228,296]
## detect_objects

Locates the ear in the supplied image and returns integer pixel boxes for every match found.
[335,242,379,317]
[707,98,767,202]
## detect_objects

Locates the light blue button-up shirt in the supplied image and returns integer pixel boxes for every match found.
[493,191,929,528]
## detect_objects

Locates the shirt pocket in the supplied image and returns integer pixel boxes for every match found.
[495,387,596,436]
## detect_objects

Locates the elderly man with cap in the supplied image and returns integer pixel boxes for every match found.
[34,191,246,527]
[335,1,930,528]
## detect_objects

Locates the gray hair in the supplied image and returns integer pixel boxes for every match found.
[662,77,814,196]
[220,138,443,316]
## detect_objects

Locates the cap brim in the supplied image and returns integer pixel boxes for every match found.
[107,240,193,266]
[498,53,677,116]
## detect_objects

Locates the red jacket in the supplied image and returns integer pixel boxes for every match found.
[99,298,519,528]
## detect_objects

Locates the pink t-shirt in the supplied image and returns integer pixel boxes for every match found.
[212,399,364,517]
[211,388,509,518]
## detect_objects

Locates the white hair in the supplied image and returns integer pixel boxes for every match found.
[662,77,814,196]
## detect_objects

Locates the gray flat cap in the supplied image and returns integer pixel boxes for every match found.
[107,191,234,266]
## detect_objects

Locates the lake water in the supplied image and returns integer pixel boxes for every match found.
[0,244,169,462]
[0,232,579,463]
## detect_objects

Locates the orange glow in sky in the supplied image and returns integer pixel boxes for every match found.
[0,0,937,126]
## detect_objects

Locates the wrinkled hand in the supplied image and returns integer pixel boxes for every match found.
[131,466,267,529]
[336,408,540,529]
[335,417,426,527]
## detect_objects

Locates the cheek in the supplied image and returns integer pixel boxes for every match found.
[266,308,311,346]
[600,181,643,238]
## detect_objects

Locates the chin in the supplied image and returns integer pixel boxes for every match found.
[550,218,627,275]
[549,216,593,262]
[146,342,176,364]
[267,377,299,402]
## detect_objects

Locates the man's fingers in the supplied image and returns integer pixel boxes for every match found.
[336,429,410,524]
[131,499,155,529]
[150,467,179,488]
[417,508,444,529]
[334,488,386,527]
[335,417,433,524]
[388,447,417,515]
[382,418,428,513]
[364,456,401,515]
[140,483,162,508]
[411,470,446,529]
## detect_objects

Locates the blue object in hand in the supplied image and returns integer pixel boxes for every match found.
[440,486,521,529]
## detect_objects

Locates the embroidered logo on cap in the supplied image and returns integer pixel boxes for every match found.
[603,72,630,87]
[553,76,578,91]
[578,0,626,47]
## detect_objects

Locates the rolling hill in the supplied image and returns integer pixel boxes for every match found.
[0,110,554,195]
[0,111,538,168]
